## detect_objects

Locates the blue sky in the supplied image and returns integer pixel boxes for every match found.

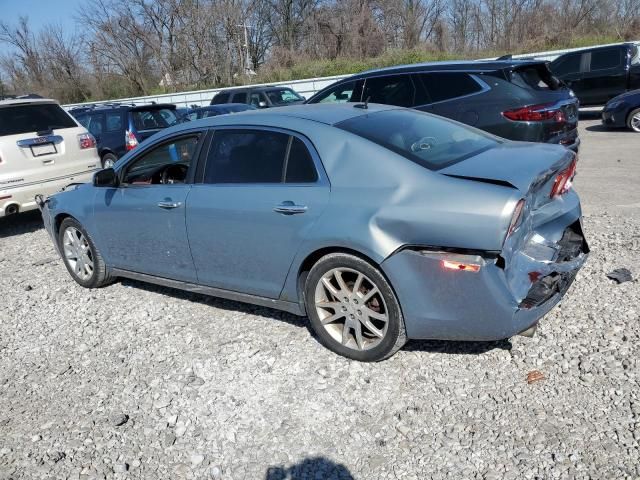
[0,0,82,53]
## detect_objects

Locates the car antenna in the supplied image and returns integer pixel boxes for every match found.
[354,96,370,109]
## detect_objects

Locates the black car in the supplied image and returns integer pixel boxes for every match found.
[602,89,640,132]
[549,43,640,106]
[69,103,179,167]
[179,103,255,123]
[210,86,305,108]
[306,60,580,151]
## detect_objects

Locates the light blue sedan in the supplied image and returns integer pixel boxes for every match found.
[38,103,588,361]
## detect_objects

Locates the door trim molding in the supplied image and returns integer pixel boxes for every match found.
[110,268,305,316]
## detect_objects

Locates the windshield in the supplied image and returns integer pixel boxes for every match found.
[337,109,499,170]
[131,108,178,130]
[0,103,77,136]
[265,88,303,105]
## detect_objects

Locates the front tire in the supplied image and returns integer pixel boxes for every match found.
[305,253,406,361]
[627,108,640,133]
[58,217,112,288]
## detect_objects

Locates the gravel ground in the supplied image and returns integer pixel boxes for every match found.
[1,118,639,479]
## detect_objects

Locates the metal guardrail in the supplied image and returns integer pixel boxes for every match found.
[63,41,639,110]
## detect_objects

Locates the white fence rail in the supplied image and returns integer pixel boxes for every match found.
[63,41,638,110]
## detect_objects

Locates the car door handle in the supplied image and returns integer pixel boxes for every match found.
[273,202,307,215]
[157,201,182,209]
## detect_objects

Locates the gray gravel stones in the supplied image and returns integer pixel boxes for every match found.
[1,121,639,479]
[110,413,129,427]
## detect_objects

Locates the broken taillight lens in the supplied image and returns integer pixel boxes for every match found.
[550,157,577,198]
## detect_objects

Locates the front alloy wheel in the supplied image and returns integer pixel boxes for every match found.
[628,108,640,133]
[305,253,406,361]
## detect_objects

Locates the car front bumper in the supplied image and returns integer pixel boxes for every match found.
[601,108,626,128]
[381,208,588,341]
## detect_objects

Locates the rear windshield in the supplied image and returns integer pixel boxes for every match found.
[131,108,178,130]
[337,109,499,170]
[265,88,304,105]
[0,103,77,136]
[511,65,561,91]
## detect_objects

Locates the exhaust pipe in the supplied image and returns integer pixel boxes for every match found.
[4,204,19,216]
[518,324,538,338]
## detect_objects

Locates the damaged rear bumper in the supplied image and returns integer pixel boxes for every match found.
[381,199,588,341]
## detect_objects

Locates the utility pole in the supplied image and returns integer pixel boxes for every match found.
[237,23,254,80]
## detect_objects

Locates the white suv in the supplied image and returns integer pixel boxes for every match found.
[0,98,100,217]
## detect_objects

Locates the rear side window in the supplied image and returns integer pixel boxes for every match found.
[590,48,623,71]
[131,108,177,130]
[363,75,415,107]
[286,137,318,183]
[551,53,581,76]
[0,103,76,136]
[337,109,498,170]
[211,92,230,104]
[420,73,482,103]
[205,130,289,183]
[106,112,123,132]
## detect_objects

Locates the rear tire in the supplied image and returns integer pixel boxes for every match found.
[101,153,117,169]
[627,108,640,133]
[304,253,406,362]
[58,217,113,288]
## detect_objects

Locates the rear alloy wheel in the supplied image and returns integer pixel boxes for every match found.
[627,108,640,133]
[58,217,113,288]
[101,153,117,169]
[305,253,406,361]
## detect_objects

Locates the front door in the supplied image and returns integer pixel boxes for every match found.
[93,134,203,282]
[186,128,330,299]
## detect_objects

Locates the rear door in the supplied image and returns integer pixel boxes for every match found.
[186,127,330,298]
[580,47,628,104]
[0,101,99,190]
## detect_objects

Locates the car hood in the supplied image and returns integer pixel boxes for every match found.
[438,142,574,193]
[607,89,640,104]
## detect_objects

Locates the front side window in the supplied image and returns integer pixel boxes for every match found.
[337,109,498,170]
[122,136,199,185]
[211,92,230,104]
[551,54,582,76]
[314,81,361,104]
[420,72,482,103]
[590,48,623,71]
[249,92,266,107]
[362,75,416,107]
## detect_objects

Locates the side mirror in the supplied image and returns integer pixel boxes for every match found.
[258,101,268,108]
[93,168,119,187]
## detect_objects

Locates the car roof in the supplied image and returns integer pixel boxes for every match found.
[347,59,548,79]
[217,85,296,93]
[0,98,58,107]
[70,103,175,113]
[165,103,396,134]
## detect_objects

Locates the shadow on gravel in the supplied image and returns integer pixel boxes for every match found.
[265,457,354,480]
[0,210,43,238]
[403,338,511,355]
[119,278,308,330]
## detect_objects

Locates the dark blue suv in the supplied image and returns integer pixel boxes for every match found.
[69,103,179,167]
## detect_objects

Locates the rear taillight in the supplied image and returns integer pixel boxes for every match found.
[502,103,566,123]
[125,130,139,151]
[78,133,97,149]
[507,199,526,237]
[550,156,577,198]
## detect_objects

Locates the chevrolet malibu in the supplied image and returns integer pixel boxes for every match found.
[38,103,588,361]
